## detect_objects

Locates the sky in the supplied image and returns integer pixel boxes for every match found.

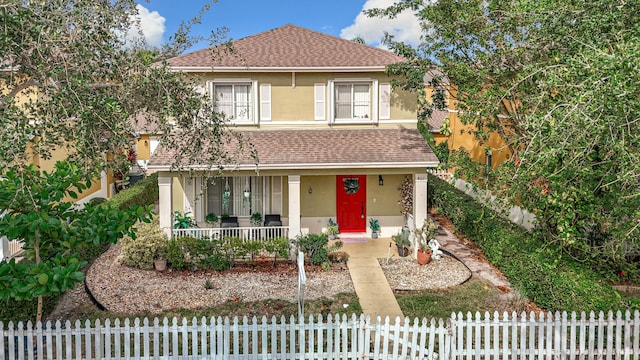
[128,0,423,53]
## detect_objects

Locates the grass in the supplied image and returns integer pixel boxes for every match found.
[53,279,526,325]
[396,279,529,320]
[59,293,362,323]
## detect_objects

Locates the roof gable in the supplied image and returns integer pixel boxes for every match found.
[167,24,406,70]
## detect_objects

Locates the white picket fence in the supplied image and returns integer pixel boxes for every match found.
[0,236,23,261]
[3,311,640,359]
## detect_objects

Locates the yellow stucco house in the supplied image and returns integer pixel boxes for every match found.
[424,70,511,168]
[148,24,439,239]
[0,68,113,204]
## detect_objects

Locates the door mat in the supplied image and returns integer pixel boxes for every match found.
[339,237,368,243]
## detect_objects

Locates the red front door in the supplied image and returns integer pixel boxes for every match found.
[336,175,366,232]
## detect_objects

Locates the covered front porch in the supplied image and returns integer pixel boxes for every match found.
[157,172,431,242]
[148,128,439,242]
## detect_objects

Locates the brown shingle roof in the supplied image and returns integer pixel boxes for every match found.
[148,128,438,170]
[428,110,449,132]
[167,24,406,69]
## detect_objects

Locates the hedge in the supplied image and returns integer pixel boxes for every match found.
[427,174,624,312]
[106,173,158,210]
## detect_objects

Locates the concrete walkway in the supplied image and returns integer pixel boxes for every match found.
[340,227,510,321]
[342,239,405,321]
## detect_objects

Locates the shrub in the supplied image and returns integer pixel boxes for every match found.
[264,237,291,266]
[427,173,623,311]
[167,236,230,270]
[119,217,168,270]
[107,173,158,210]
[293,233,343,266]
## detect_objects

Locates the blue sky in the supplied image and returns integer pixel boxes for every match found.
[131,0,423,53]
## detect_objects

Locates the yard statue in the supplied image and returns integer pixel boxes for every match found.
[428,239,443,260]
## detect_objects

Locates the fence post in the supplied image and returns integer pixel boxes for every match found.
[1,235,8,261]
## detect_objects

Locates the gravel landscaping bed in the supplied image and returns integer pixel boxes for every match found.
[74,243,471,316]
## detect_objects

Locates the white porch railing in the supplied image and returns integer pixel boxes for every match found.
[1,236,24,261]
[173,226,289,241]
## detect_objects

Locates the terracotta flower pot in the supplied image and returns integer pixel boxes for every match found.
[154,259,167,271]
[417,249,432,265]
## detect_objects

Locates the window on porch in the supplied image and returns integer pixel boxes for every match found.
[206,176,263,217]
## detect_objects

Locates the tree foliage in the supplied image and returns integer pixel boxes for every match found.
[369,1,640,269]
[0,162,150,320]
[0,0,246,320]
[0,0,245,179]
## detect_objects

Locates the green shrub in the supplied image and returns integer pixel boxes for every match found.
[264,237,291,266]
[107,173,158,210]
[427,173,623,311]
[168,236,230,270]
[119,217,168,270]
[292,233,343,266]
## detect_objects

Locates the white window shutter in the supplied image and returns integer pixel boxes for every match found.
[314,83,326,120]
[260,84,271,121]
[379,83,391,120]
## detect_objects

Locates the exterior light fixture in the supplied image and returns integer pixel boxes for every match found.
[378,175,384,186]
[308,186,313,194]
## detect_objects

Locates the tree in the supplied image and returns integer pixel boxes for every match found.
[0,162,149,321]
[0,1,243,320]
[0,0,243,179]
[369,1,640,269]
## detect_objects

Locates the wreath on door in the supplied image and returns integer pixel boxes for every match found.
[343,178,360,194]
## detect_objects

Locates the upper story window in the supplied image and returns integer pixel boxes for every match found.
[207,79,258,125]
[327,79,385,124]
[335,83,370,120]
[214,84,251,121]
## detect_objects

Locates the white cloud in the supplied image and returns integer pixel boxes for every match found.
[340,0,424,48]
[126,4,166,47]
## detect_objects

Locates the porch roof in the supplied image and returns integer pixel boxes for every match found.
[147,128,439,171]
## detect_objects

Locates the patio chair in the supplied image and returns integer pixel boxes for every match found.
[220,216,239,238]
[263,214,283,238]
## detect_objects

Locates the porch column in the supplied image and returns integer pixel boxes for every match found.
[1,236,8,261]
[158,174,173,238]
[413,172,428,232]
[288,175,301,238]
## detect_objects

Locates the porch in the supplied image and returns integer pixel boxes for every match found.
[158,172,431,241]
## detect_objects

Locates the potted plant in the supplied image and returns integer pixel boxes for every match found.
[153,241,168,271]
[369,218,380,239]
[205,213,219,227]
[327,218,339,240]
[392,227,411,257]
[173,210,196,229]
[250,212,263,226]
[414,217,439,265]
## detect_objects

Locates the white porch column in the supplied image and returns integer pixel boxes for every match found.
[413,173,428,232]
[158,174,173,238]
[288,175,301,238]
[1,236,8,261]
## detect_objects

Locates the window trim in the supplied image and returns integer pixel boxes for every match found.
[207,79,259,125]
[328,78,379,124]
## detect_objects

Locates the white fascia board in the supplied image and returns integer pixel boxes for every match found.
[148,161,440,172]
[170,66,387,73]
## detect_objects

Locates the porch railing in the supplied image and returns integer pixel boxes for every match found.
[172,226,289,241]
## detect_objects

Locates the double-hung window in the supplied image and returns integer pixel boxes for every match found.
[334,83,370,120]
[208,80,258,124]
[214,84,251,121]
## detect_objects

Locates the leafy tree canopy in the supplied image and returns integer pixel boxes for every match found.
[0,0,245,321]
[369,0,640,268]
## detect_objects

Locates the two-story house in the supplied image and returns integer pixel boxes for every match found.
[148,24,439,239]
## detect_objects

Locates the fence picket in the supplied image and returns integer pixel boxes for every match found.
[4,311,640,359]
